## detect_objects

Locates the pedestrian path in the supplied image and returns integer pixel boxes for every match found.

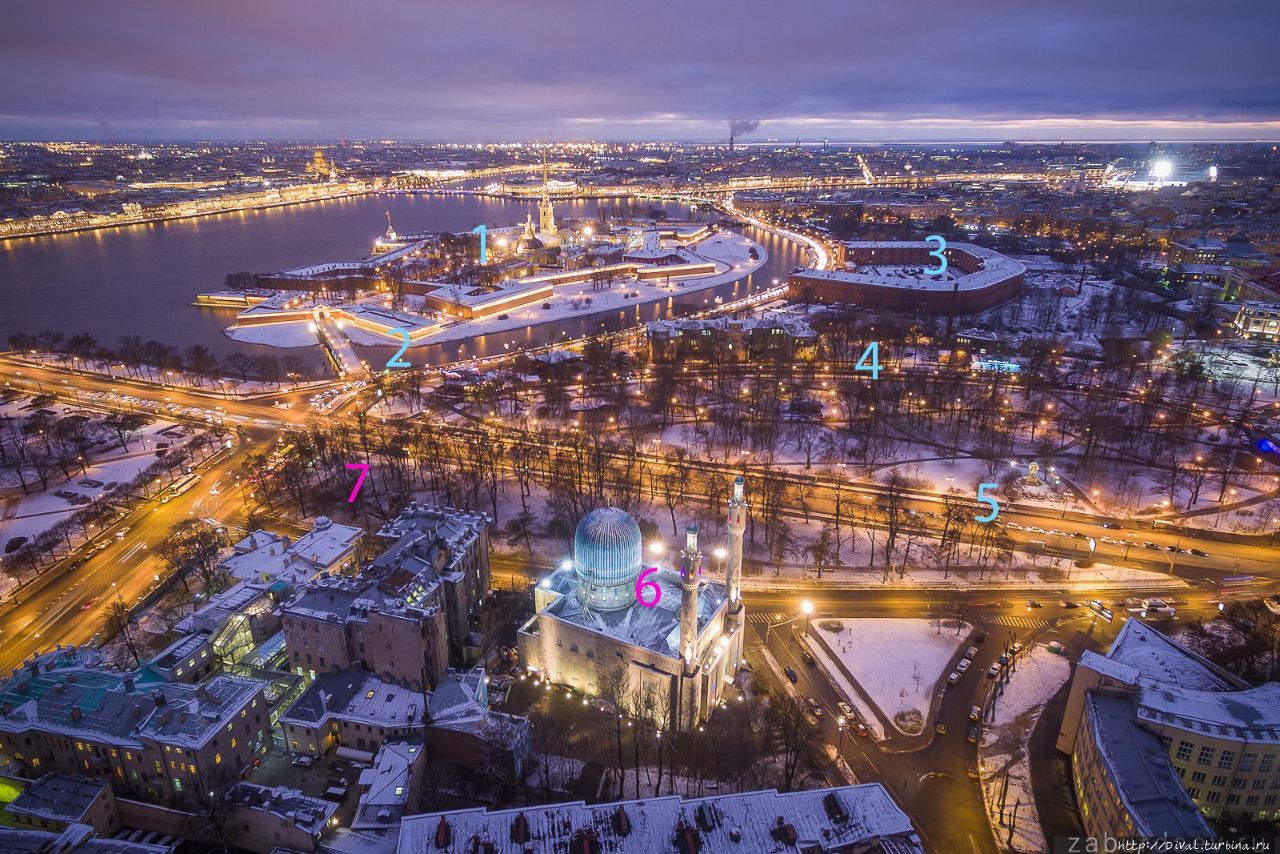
[979,615,1049,630]
[746,611,789,625]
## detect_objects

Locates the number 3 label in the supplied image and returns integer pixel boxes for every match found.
[925,234,947,276]
[976,483,999,523]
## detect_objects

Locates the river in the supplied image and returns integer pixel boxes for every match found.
[0,192,803,369]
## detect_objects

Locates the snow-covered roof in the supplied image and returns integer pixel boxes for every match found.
[536,565,726,659]
[395,784,920,853]
[1106,619,1241,692]
[0,826,169,853]
[374,504,487,584]
[1086,694,1214,839]
[225,782,337,837]
[5,773,105,824]
[223,518,360,586]
[279,670,424,731]
[353,741,422,830]
[0,656,261,751]
[1136,682,1280,743]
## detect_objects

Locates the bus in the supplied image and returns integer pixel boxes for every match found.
[160,472,200,504]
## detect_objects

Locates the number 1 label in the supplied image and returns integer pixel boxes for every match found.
[472,224,487,264]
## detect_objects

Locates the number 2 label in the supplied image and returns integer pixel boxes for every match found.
[386,327,411,369]
[925,234,947,276]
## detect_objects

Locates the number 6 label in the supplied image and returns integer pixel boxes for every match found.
[635,566,661,607]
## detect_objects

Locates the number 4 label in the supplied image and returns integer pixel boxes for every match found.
[855,341,881,380]
[976,483,999,523]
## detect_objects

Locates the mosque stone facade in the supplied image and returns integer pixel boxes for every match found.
[517,478,748,728]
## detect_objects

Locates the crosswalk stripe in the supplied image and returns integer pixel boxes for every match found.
[981,616,1048,629]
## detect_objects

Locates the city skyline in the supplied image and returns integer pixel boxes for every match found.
[2,0,1278,142]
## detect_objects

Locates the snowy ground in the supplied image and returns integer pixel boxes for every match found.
[977,645,1072,853]
[225,322,321,348]
[812,618,971,735]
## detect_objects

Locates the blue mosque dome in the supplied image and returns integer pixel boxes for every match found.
[573,507,643,612]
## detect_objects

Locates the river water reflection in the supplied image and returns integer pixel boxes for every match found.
[0,192,803,368]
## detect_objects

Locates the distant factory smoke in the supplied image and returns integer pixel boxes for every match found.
[93,115,118,142]
[728,118,760,151]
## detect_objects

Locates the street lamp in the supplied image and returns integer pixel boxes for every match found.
[714,547,726,574]
[801,600,814,634]
[649,542,665,558]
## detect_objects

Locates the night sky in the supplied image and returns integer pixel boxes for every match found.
[2,0,1278,142]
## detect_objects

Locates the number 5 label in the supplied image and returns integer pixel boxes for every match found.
[976,483,999,523]
[925,234,947,276]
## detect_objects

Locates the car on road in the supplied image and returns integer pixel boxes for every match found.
[784,666,798,683]
[64,558,86,573]
[974,631,988,644]
[855,722,869,737]
[806,698,823,717]
[1102,522,1123,529]
[998,653,1010,666]
[966,760,979,779]
[965,646,978,658]
[93,540,111,552]
[1144,541,1160,550]
[946,671,962,685]
[1059,600,1078,608]
[969,705,982,721]
[956,659,971,673]
[1010,641,1025,654]
[114,527,129,539]
[799,648,816,666]
[1100,536,1120,544]
[4,536,29,554]
[1070,531,1086,539]
[1188,548,1208,557]
[1025,600,1042,609]
[79,598,97,610]
[1005,522,1023,531]
[837,701,854,719]
[986,663,1002,679]
[291,755,316,768]
[935,714,948,734]
[967,727,980,744]
[1027,526,1046,534]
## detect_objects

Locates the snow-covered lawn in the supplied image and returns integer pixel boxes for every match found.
[812,618,970,735]
[978,645,1071,853]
